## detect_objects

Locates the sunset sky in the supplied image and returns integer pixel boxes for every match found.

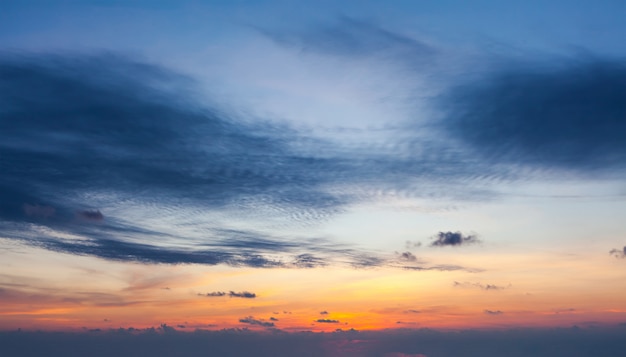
[1,1,625,356]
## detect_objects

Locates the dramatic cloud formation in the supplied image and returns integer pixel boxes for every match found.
[430,232,480,247]
[609,246,626,259]
[0,53,500,269]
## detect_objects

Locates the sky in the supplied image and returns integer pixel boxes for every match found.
[1,0,625,356]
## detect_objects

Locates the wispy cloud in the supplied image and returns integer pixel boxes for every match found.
[259,16,436,60]
[453,281,510,291]
[609,246,626,259]
[484,310,504,315]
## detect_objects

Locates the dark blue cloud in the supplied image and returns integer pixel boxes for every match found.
[430,231,480,247]
[440,58,626,173]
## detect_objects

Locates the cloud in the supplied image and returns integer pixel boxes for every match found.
[316,319,340,323]
[484,310,503,315]
[291,254,327,268]
[3,327,624,357]
[269,317,278,321]
[228,291,256,299]
[199,290,257,299]
[0,53,370,268]
[320,311,329,315]
[439,58,626,173]
[239,316,275,327]
[397,251,418,262]
[430,232,480,247]
[609,246,626,259]
[77,210,104,222]
[0,52,494,269]
[199,292,226,297]
[453,281,510,291]
[22,204,55,219]
[405,241,422,249]
[260,16,435,60]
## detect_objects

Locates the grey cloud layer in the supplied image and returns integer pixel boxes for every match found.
[1,327,624,357]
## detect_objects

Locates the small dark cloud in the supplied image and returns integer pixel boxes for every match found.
[200,291,226,297]
[320,311,329,315]
[404,310,421,314]
[397,251,417,262]
[430,231,480,247]
[77,210,104,222]
[316,319,340,323]
[484,310,503,315]
[453,281,510,291]
[609,246,626,259]
[269,317,278,321]
[229,291,256,299]
[239,316,275,327]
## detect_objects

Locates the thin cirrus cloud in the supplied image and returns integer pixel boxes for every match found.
[259,16,436,61]
[453,281,510,291]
